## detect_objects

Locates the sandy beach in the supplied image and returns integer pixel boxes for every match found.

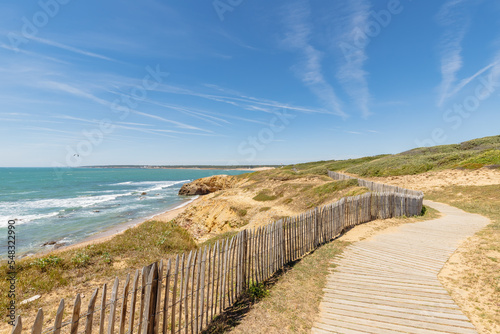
[51,196,202,254]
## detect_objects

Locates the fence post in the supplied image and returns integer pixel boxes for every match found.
[142,262,158,334]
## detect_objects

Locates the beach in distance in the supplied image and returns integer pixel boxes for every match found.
[0,167,256,257]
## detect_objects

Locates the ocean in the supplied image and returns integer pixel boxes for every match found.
[0,168,247,257]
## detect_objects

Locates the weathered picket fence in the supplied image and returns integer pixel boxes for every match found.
[328,171,424,197]
[10,172,423,334]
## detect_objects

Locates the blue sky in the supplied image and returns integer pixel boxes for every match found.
[1,0,499,167]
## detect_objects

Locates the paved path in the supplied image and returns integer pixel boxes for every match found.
[312,200,490,334]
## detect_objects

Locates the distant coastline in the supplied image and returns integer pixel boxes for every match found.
[82,165,278,171]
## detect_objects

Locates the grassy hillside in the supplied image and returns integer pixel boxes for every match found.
[286,135,500,177]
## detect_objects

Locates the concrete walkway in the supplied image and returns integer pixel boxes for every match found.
[312,200,490,334]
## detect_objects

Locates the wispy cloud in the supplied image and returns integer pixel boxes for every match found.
[491,50,500,85]
[216,29,260,51]
[155,83,330,115]
[44,82,211,133]
[281,0,346,117]
[448,61,499,97]
[22,126,76,135]
[29,36,115,62]
[142,99,230,127]
[43,81,111,106]
[0,43,69,64]
[335,0,372,118]
[55,114,221,139]
[436,0,470,107]
[125,110,211,132]
[0,117,63,125]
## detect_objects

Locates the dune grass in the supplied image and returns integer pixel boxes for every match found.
[346,136,500,177]
[0,219,196,321]
[252,190,279,202]
[267,135,500,177]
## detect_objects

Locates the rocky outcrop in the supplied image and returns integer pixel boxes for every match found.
[178,175,238,196]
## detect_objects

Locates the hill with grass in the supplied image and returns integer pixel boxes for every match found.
[287,135,500,177]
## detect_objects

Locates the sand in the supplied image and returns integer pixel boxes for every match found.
[365,168,500,192]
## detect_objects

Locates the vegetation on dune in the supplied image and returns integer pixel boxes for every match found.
[312,179,359,195]
[175,169,366,246]
[347,136,500,176]
[201,231,239,247]
[242,174,366,210]
[306,179,369,208]
[458,149,500,169]
[252,189,279,202]
[231,206,248,217]
[269,135,500,177]
[238,156,386,179]
[0,220,196,317]
[291,155,389,175]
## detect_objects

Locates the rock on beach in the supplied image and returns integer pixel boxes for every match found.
[178,175,237,196]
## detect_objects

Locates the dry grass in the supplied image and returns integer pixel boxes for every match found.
[0,220,196,329]
[176,174,366,240]
[426,185,500,334]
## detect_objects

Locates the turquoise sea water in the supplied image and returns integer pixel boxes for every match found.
[0,168,247,257]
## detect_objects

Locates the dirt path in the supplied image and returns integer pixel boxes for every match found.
[312,200,490,334]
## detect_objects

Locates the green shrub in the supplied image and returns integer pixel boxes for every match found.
[253,190,278,202]
[154,222,197,252]
[231,207,248,217]
[421,206,427,216]
[458,150,500,169]
[71,252,91,268]
[101,252,112,264]
[201,231,239,247]
[313,179,358,196]
[248,282,269,300]
[31,255,62,272]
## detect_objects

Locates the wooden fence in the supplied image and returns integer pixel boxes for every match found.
[328,171,424,197]
[11,172,424,334]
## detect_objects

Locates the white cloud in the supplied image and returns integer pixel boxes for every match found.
[29,36,115,62]
[43,81,111,107]
[0,43,69,64]
[436,0,470,107]
[154,83,331,115]
[335,0,372,118]
[44,82,212,133]
[281,0,346,118]
[448,61,499,97]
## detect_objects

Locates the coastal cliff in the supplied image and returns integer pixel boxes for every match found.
[174,170,369,241]
[178,175,238,195]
